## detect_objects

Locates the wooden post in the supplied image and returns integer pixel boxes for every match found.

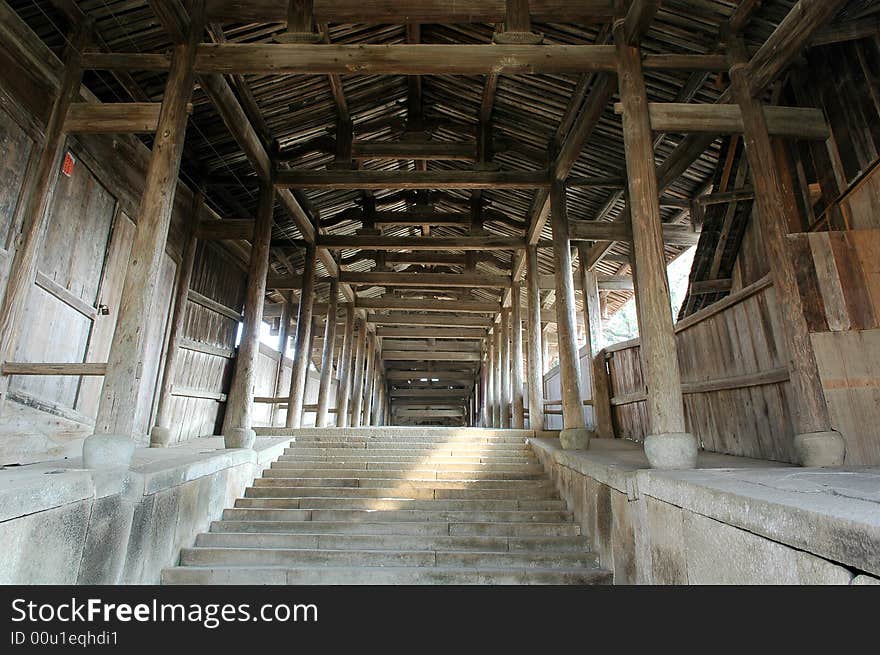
[493,328,503,428]
[500,308,511,429]
[286,244,317,428]
[480,342,489,427]
[577,242,613,437]
[222,181,274,447]
[549,181,590,449]
[315,279,338,427]
[730,44,845,467]
[494,0,543,44]
[526,246,545,431]
[486,337,496,427]
[511,286,525,429]
[84,32,199,469]
[0,28,86,409]
[270,296,292,426]
[615,21,696,468]
[150,191,202,447]
[362,334,376,426]
[349,319,368,428]
[334,303,355,427]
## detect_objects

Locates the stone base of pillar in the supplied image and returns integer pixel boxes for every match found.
[149,425,174,448]
[82,434,135,470]
[794,431,846,467]
[560,427,592,451]
[644,432,698,470]
[224,427,256,450]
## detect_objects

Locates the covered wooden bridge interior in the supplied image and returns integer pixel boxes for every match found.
[0,0,879,474]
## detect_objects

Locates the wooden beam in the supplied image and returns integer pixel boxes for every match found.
[341,272,512,289]
[377,327,486,339]
[352,141,476,161]
[205,1,620,25]
[193,44,617,75]
[357,298,499,314]
[2,362,108,376]
[616,103,830,140]
[568,220,701,246]
[368,313,491,328]
[276,169,550,190]
[63,102,164,133]
[383,351,481,362]
[318,235,525,251]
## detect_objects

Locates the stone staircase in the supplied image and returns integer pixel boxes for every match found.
[162,428,610,584]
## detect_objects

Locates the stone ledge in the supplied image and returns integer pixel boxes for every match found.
[528,438,880,578]
[0,468,95,523]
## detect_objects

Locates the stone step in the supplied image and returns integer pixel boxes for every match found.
[269,461,545,474]
[210,520,581,537]
[220,507,574,524]
[162,565,611,585]
[195,532,589,553]
[252,477,556,490]
[244,485,560,501]
[284,443,532,453]
[258,426,535,439]
[234,497,567,511]
[261,468,545,481]
[179,546,598,569]
[283,432,531,444]
[277,450,540,465]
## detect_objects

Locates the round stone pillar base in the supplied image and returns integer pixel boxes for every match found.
[224,427,256,450]
[794,431,846,467]
[149,425,173,448]
[82,434,136,470]
[644,432,698,470]
[560,427,592,451]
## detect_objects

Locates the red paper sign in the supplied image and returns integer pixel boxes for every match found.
[61,151,76,177]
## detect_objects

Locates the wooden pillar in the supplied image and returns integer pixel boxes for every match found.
[480,343,490,427]
[0,29,86,409]
[511,286,525,429]
[493,328,503,428]
[486,337,496,427]
[577,243,613,438]
[334,303,355,427]
[615,22,696,468]
[526,246,545,432]
[362,334,376,426]
[286,244,317,428]
[84,33,199,468]
[500,308,511,429]
[269,296,293,426]
[150,191,202,447]
[549,181,590,449]
[730,46,844,467]
[315,279,339,427]
[221,181,274,446]
[349,319,368,428]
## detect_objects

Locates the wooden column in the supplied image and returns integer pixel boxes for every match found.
[500,308,511,429]
[577,243,613,438]
[486,337,496,427]
[361,334,376,426]
[286,244,317,428]
[511,286,525,429]
[222,181,274,446]
[84,35,199,468]
[150,191,202,447]
[0,29,85,409]
[493,328,503,428]
[730,46,844,466]
[269,296,293,426]
[480,343,490,427]
[615,22,696,468]
[315,279,339,427]
[526,246,546,431]
[334,303,355,427]
[549,181,590,449]
[349,319,368,428]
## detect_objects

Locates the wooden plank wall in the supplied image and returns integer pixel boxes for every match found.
[605,278,798,464]
[542,342,594,431]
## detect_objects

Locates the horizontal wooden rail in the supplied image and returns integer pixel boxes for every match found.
[611,368,791,407]
[2,362,107,376]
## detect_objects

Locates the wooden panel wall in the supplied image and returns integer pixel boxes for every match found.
[605,278,798,463]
